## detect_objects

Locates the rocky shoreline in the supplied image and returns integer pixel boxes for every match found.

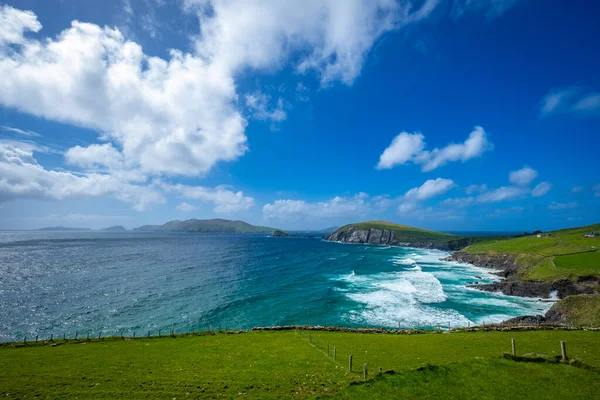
[448,252,600,299]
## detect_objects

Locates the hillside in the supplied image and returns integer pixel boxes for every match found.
[325,221,505,251]
[133,218,277,233]
[1,330,599,399]
[451,223,600,300]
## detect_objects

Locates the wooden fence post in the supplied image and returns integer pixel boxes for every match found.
[561,341,567,361]
[363,364,368,380]
[120,330,123,339]
[23,336,26,344]
[511,338,516,356]
[98,332,101,340]
[50,334,53,342]
[349,354,353,371]
[35,335,38,343]
[63,333,66,341]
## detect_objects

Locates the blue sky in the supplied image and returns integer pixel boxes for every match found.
[0,0,598,231]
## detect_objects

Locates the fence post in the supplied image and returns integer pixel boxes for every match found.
[511,338,516,356]
[334,346,337,360]
[24,336,26,344]
[120,330,123,339]
[98,332,101,340]
[133,331,136,339]
[349,354,353,371]
[87,331,90,341]
[35,335,38,343]
[561,341,567,361]
[398,321,401,329]
[75,332,78,340]
[63,333,66,341]
[50,334,53,342]
[363,364,368,380]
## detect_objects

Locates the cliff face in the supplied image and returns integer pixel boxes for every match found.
[325,226,477,251]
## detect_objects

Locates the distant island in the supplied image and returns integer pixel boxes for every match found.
[271,230,292,237]
[35,226,92,231]
[133,218,278,233]
[100,225,127,232]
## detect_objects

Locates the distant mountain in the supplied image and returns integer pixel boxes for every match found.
[133,218,277,233]
[318,226,340,234]
[35,226,91,231]
[100,225,127,232]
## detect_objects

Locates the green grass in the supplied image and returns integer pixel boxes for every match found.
[321,358,600,400]
[460,223,600,281]
[547,295,600,326]
[1,330,600,399]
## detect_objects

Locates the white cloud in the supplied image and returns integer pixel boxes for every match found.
[245,92,287,123]
[540,85,600,117]
[376,132,425,169]
[451,0,521,19]
[0,5,41,46]
[440,196,475,208]
[164,183,255,213]
[509,166,538,186]
[399,178,454,213]
[404,178,455,201]
[548,202,577,210]
[0,141,164,210]
[0,125,41,137]
[377,126,492,171]
[185,0,440,86]
[532,181,551,197]
[176,202,198,212]
[571,185,584,193]
[476,186,528,203]
[465,184,487,195]
[263,193,371,219]
[593,184,600,198]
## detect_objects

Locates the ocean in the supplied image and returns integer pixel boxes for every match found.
[0,231,551,342]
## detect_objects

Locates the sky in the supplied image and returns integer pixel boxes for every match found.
[0,0,598,231]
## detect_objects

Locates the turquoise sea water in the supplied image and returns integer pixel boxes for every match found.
[0,231,552,342]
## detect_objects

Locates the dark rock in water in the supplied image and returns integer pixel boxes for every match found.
[503,315,547,324]
[271,230,292,237]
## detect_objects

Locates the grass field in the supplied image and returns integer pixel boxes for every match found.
[323,358,600,399]
[1,329,599,399]
[460,223,600,281]
[348,221,454,238]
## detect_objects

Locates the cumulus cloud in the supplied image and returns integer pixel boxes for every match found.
[509,166,538,186]
[532,181,551,197]
[185,0,440,86]
[164,183,255,213]
[0,141,164,210]
[263,193,370,219]
[540,85,600,117]
[571,185,584,193]
[377,126,492,171]
[376,132,425,169]
[399,178,455,213]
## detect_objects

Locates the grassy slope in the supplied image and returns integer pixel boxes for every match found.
[2,330,600,399]
[548,295,600,326]
[459,223,600,281]
[323,358,600,400]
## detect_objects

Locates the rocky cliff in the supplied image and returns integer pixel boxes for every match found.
[325,226,479,251]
